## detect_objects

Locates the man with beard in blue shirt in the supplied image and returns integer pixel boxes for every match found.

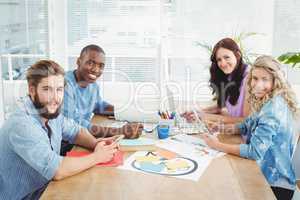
[0,60,118,200]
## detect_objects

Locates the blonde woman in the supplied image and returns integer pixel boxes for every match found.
[201,55,299,200]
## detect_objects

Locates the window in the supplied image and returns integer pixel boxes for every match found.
[1,0,300,118]
[0,0,49,80]
[67,0,161,83]
[167,0,275,82]
[0,61,4,125]
[0,0,48,118]
[273,0,300,56]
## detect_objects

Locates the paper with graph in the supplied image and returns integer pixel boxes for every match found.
[119,134,224,181]
[118,150,212,181]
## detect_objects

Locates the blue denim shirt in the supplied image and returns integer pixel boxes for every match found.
[0,96,80,199]
[63,70,110,130]
[238,95,297,190]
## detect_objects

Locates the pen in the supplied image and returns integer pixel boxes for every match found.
[158,111,162,118]
[166,110,170,119]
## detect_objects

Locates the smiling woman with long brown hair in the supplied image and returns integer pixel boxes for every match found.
[182,38,250,124]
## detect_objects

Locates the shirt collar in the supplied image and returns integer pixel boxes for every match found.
[71,69,93,89]
[23,95,49,128]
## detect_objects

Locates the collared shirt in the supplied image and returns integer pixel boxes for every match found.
[0,96,80,200]
[238,95,297,190]
[62,70,110,130]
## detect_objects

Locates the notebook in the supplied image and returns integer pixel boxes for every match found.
[119,137,156,152]
[66,150,124,167]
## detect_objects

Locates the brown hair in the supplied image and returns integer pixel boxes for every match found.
[209,38,247,107]
[26,60,65,87]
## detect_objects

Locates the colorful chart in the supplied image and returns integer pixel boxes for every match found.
[131,151,198,176]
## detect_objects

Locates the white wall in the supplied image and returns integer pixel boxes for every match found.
[170,0,274,56]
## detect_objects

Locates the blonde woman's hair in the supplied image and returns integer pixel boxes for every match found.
[247,55,299,116]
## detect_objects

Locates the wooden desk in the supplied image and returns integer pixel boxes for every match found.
[41,116,275,200]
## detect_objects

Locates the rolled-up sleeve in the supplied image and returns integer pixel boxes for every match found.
[95,101,110,113]
[93,86,110,114]
[239,112,278,160]
[237,115,253,136]
[237,123,246,135]
[8,119,63,180]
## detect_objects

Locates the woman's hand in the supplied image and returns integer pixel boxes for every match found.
[205,121,237,135]
[200,133,221,150]
[181,110,204,122]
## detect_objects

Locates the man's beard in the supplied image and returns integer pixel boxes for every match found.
[32,94,61,120]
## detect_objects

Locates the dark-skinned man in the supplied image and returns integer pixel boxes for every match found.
[62,44,143,155]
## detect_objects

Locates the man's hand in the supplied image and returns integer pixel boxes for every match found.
[95,135,121,145]
[120,123,143,139]
[93,141,117,163]
[90,125,110,138]
[90,125,121,138]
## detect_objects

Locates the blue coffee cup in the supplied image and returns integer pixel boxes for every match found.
[157,124,170,139]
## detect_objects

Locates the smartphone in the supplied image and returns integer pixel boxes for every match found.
[113,135,124,143]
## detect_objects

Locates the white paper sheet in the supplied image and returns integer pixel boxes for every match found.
[118,151,212,181]
[156,134,225,159]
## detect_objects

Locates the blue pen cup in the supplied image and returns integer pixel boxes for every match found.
[159,119,175,128]
[157,124,170,139]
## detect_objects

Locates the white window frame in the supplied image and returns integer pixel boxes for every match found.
[0,58,4,125]
[47,0,68,68]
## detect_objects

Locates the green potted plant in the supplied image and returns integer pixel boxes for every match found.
[194,32,264,65]
[278,52,300,84]
[278,52,300,68]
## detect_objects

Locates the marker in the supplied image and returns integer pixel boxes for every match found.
[170,112,176,119]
